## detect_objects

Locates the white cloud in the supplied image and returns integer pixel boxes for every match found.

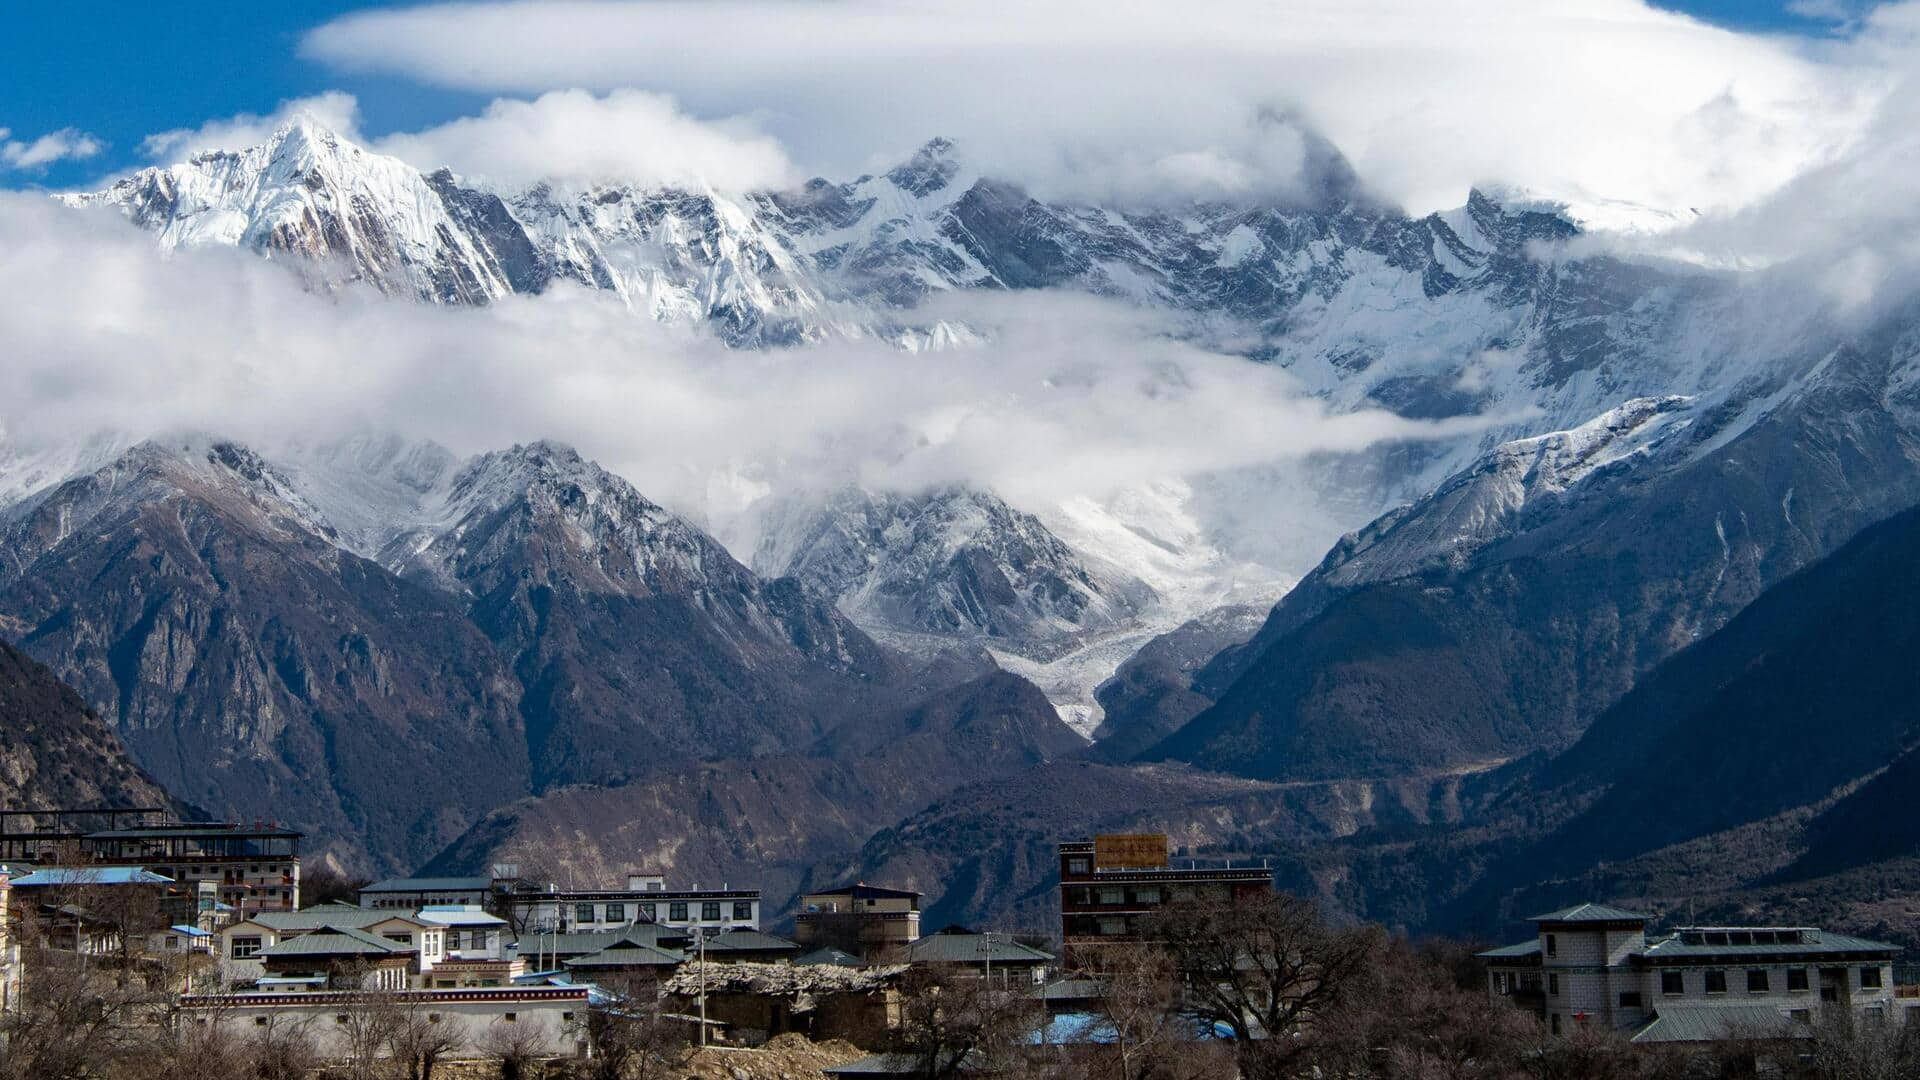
[300,0,1895,219]
[139,88,793,192]
[374,89,796,191]
[1,126,104,170]
[140,92,365,162]
[0,194,1470,549]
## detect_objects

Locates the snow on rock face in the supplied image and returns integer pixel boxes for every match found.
[1311,395,1698,590]
[753,485,1155,660]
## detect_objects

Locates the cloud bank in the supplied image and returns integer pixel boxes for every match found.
[301,0,1897,220]
[0,195,1463,541]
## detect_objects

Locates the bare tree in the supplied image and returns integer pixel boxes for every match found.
[890,964,1043,1079]
[583,974,689,1080]
[1136,892,1380,1080]
[386,999,461,1080]
[1802,1008,1920,1080]
[1077,943,1227,1080]
[243,1012,322,1080]
[480,1015,550,1080]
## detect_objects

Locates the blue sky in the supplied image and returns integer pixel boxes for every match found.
[0,0,1879,192]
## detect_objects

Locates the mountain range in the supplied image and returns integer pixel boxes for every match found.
[6,116,1920,944]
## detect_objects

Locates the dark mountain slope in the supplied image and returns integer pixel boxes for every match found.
[383,442,914,789]
[0,639,180,812]
[1151,327,1920,782]
[421,669,1084,915]
[1415,497,1920,933]
[0,439,531,873]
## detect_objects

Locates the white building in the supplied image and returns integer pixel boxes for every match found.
[1482,902,1904,1044]
[502,873,760,934]
[416,905,509,961]
[182,986,589,1059]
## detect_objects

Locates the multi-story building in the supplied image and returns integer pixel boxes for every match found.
[358,876,492,910]
[1480,902,1904,1044]
[0,809,301,916]
[794,883,922,961]
[499,873,761,934]
[1057,835,1272,969]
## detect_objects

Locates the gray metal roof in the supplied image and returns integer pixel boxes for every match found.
[1528,902,1649,924]
[1630,1005,1806,1044]
[248,905,400,932]
[1477,940,1544,960]
[906,932,1053,965]
[702,928,799,954]
[564,943,686,969]
[518,926,684,958]
[359,876,490,893]
[795,946,863,967]
[1640,929,1901,959]
[259,926,409,959]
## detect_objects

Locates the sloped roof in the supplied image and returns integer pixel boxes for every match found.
[795,946,863,967]
[906,932,1053,965]
[520,926,680,958]
[249,905,395,932]
[1528,902,1648,924]
[564,943,686,969]
[1477,941,1544,959]
[701,928,799,954]
[1630,1005,1805,1044]
[259,925,409,959]
[10,866,175,887]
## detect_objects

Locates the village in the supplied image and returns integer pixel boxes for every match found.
[0,807,1914,1079]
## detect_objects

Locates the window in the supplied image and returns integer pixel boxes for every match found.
[1545,933,1557,957]
[670,902,688,921]
[1861,966,1885,989]
[1704,970,1727,995]
[1067,857,1090,875]
[1748,969,1770,993]
[1550,1014,1561,1035]
[1821,986,1840,1003]
[562,1011,576,1022]
[1660,970,1684,995]
[231,936,263,960]
[1548,973,1559,996]
[733,901,753,921]
[575,903,596,924]
[1098,917,1127,936]
[503,1013,518,1023]
[702,902,721,921]
[1098,887,1125,905]
[336,1016,349,1025]
[1134,886,1162,905]
[1788,968,1809,992]
[383,933,410,944]
[640,903,657,921]
[606,903,626,923]
[1619,991,1643,1008]
[428,1014,441,1024]
[1790,1009,1811,1024]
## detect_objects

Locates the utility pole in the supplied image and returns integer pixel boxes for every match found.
[697,925,708,1047]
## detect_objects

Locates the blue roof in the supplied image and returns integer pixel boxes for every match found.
[10,866,175,887]
[168,924,212,937]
